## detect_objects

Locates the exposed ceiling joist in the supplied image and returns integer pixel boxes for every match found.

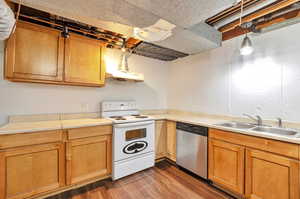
[219,0,300,33]
[206,0,263,24]
[222,7,300,40]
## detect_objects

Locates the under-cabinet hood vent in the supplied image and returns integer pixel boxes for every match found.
[106,71,144,82]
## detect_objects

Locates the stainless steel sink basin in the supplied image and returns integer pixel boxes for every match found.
[217,122,256,129]
[252,126,298,136]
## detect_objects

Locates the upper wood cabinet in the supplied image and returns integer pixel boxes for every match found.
[0,143,65,199]
[155,120,167,159]
[5,21,106,87]
[245,149,299,199]
[64,34,105,86]
[166,120,177,161]
[5,21,64,82]
[208,139,245,195]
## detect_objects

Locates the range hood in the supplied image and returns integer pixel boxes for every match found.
[106,71,144,82]
[106,48,144,82]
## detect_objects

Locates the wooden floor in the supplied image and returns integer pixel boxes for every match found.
[47,161,234,199]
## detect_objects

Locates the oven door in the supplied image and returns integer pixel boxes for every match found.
[113,121,154,161]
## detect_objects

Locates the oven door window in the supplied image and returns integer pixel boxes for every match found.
[125,128,146,141]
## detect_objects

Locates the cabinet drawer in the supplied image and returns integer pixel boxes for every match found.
[209,128,299,159]
[0,130,63,149]
[67,125,112,140]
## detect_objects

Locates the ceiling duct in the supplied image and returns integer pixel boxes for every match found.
[0,0,16,40]
[133,42,189,61]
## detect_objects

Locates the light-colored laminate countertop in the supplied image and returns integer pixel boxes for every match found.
[0,118,112,135]
[1,112,300,144]
[150,113,300,145]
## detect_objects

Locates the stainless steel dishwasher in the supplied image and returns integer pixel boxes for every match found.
[176,122,208,179]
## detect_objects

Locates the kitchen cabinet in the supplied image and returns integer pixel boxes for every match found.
[64,34,106,86]
[209,128,300,198]
[166,120,177,161]
[0,143,65,199]
[155,120,167,159]
[208,139,245,195]
[5,21,106,87]
[245,149,299,199]
[5,21,64,82]
[66,126,112,185]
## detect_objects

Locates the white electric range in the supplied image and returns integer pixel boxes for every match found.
[101,101,155,180]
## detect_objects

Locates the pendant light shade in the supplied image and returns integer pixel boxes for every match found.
[240,35,253,56]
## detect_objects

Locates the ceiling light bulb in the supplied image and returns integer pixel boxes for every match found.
[240,35,253,56]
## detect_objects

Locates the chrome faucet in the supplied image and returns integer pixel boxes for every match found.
[243,114,262,126]
[277,117,283,128]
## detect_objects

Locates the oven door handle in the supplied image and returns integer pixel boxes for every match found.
[114,121,154,128]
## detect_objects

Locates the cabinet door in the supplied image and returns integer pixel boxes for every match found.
[155,120,167,159]
[0,143,65,199]
[245,149,299,199]
[166,121,176,161]
[5,21,64,82]
[208,139,245,195]
[66,135,112,185]
[64,34,106,86]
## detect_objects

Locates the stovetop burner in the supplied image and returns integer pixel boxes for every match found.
[135,116,148,118]
[115,118,126,120]
[110,116,126,120]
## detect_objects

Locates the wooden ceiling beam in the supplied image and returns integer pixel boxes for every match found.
[126,38,142,49]
[219,0,300,33]
[206,0,263,25]
[222,8,300,41]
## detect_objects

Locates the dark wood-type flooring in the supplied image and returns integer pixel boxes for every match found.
[47,161,234,199]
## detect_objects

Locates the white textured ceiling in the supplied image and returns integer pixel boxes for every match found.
[11,0,235,54]
[124,0,235,28]
[12,0,234,28]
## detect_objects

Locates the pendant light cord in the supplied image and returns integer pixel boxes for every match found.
[239,0,244,27]
[239,0,247,35]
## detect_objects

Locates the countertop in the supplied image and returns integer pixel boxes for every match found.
[0,118,112,135]
[150,113,300,144]
[1,113,300,144]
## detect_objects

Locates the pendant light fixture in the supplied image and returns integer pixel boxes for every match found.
[239,0,254,56]
[118,38,129,72]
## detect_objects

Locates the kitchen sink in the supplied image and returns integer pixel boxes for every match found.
[215,122,300,138]
[217,122,256,129]
[252,126,299,136]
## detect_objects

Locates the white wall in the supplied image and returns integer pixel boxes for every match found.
[168,22,300,123]
[0,42,169,125]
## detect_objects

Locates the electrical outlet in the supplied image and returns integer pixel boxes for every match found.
[81,103,89,112]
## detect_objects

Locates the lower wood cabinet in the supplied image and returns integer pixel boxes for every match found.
[66,135,112,185]
[208,139,245,195]
[155,120,167,159]
[209,128,300,199]
[245,149,299,199]
[166,120,177,161]
[0,143,65,199]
